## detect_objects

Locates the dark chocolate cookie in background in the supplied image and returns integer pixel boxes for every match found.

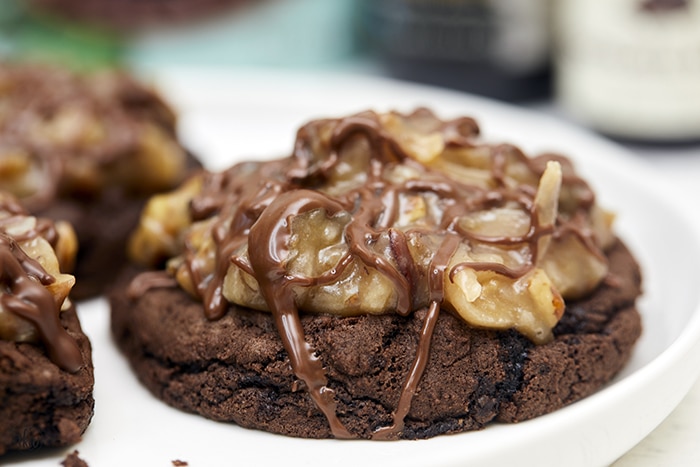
[0,62,201,299]
[110,239,641,439]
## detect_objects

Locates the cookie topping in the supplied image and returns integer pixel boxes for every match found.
[0,193,82,372]
[130,108,615,437]
[0,63,188,211]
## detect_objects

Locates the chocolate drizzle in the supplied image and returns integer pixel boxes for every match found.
[0,212,82,373]
[132,109,606,438]
[373,233,460,439]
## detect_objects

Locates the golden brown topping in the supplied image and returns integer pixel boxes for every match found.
[128,176,202,267]
[130,109,614,343]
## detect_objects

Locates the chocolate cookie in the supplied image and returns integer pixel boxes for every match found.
[0,62,201,298]
[0,194,94,454]
[112,109,643,439]
[111,239,640,439]
[0,305,94,454]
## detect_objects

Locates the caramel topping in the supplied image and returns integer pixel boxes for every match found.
[130,108,615,438]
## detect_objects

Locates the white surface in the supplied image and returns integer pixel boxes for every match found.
[5,70,700,467]
[608,143,700,467]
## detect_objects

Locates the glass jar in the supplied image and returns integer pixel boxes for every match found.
[555,0,700,141]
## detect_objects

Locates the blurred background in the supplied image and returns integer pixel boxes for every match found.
[2,0,700,143]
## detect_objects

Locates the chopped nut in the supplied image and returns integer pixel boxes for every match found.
[129,175,203,266]
[541,235,608,299]
[382,113,445,163]
[120,123,187,192]
[445,248,564,344]
[0,150,42,198]
[54,221,78,273]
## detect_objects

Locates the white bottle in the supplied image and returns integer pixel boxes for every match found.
[555,0,700,141]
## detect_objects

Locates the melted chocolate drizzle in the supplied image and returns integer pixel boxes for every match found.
[134,109,602,438]
[0,196,83,372]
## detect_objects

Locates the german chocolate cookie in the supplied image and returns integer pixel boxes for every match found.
[111,240,640,439]
[0,194,94,454]
[0,62,201,298]
[112,109,643,439]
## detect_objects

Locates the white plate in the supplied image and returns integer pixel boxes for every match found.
[7,69,700,467]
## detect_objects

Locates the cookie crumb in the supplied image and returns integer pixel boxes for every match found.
[172,460,188,466]
[61,450,89,467]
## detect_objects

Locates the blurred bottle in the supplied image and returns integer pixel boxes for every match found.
[356,0,553,102]
[555,0,700,142]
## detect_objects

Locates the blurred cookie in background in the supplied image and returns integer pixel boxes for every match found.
[0,62,201,298]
